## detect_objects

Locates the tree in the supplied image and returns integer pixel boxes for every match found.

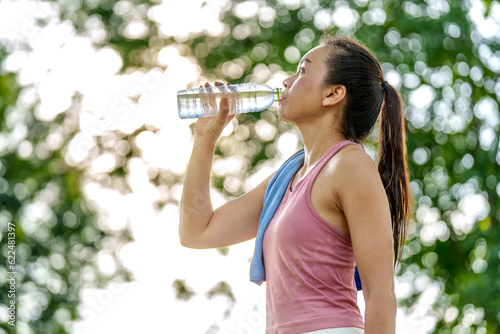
[183,1,500,329]
[1,0,499,332]
[0,5,132,334]
[183,0,500,331]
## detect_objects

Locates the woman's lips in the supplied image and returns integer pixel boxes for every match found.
[279,92,287,105]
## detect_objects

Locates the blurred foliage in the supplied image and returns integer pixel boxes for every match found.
[172,279,196,301]
[0,31,132,334]
[186,1,500,330]
[188,0,500,332]
[1,0,500,333]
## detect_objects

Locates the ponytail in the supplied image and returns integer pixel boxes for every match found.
[377,84,412,264]
[322,35,412,264]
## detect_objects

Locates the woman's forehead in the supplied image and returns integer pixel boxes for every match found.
[300,45,329,64]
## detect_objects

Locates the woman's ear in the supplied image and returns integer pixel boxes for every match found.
[322,85,346,107]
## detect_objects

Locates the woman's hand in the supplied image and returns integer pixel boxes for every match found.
[194,81,235,143]
[180,81,269,249]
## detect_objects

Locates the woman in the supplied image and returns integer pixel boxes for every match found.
[179,35,411,334]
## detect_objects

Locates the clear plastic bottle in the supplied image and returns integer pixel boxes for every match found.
[177,82,282,119]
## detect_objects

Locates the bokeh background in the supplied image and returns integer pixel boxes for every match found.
[0,0,499,333]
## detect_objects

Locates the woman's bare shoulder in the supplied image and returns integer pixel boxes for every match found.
[319,144,382,196]
[328,144,378,175]
[338,143,375,163]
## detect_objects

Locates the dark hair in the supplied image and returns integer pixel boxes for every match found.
[322,35,411,264]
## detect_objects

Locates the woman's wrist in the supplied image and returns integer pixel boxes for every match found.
[193,134,217,154]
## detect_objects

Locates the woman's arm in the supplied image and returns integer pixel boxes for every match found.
[179,82,273,249]
[336,148,396,333]
[180,135,273,248]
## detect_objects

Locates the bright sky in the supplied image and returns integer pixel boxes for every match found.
[0,0,497,333]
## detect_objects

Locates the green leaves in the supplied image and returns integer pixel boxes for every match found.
[2,0,499,332]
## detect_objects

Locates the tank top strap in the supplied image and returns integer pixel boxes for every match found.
[305,140,359,184]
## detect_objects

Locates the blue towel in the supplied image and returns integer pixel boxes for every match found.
[249,149,362,291]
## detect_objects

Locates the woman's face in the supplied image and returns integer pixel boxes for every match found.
[279,45,331,123]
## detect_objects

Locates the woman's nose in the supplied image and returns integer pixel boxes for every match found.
[282,77,290,89]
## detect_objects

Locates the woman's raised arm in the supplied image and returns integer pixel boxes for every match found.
[179,82,273,249]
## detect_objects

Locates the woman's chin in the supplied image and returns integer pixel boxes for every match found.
[277,108,296,124]
[277,108,289,122]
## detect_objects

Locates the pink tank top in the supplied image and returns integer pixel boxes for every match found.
[262,140,364,333]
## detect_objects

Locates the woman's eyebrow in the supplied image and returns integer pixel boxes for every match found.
[299,58,312,65]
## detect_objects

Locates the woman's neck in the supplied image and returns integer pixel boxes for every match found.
[296,120,347,174]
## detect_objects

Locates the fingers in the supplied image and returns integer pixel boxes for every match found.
[203,81,228,86]
[199,81,233,118]
[201,82,217,117]
[218,97,229,117]
[200,83,210,116]
[218,96,236,121]
[224,82,236,115]
[216,97,230,127]
[201,81,227,87]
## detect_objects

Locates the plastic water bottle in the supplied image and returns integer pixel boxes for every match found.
[177,82,282,119]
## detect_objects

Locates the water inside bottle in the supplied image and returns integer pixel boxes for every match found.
[177,84,279,119]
